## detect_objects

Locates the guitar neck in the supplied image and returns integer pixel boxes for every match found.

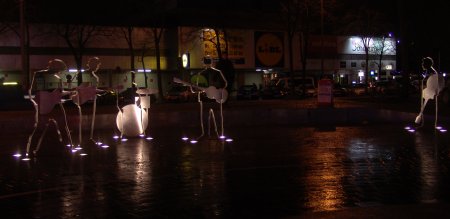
[173,78,205,91]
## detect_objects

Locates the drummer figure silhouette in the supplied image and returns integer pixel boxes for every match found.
[415,57,445,128]
[23,59,75,159]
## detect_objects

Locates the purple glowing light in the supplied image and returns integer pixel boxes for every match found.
[113,135,120,139]
[190,140,198,144]
[121,138,128,142]
[22,157,30,161]
[225,138,234,142]
[182,137,189,141]
[13,153,21,158]
[101,145,110,148]
[146,137,153,140]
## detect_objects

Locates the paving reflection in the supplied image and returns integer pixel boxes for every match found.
[0,125,449,218]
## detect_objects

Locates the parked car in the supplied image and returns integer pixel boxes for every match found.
[164,85,196,102]
[350,83,368,96]
[276,76,317,97]
[370,80,400,96]
[236,84,260,100]
[261,80,285,99]
[332,83,348,97]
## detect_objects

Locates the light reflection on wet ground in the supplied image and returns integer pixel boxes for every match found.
[0,124,449,218]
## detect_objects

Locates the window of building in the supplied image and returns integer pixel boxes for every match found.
[351,62,356,68]
[340,61,346,68]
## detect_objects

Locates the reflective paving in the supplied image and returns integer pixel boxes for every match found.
[0,123,450,218]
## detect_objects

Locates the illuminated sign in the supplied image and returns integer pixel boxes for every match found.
[255,32,284,67]
[342,37,396,55]
[182,53,190,68]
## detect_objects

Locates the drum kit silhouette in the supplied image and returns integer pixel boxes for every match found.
[14,57,233,161]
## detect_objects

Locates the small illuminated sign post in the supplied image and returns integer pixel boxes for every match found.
[182,53,190,69]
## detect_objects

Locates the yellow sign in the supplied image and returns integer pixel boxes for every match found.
[255,32,283,67]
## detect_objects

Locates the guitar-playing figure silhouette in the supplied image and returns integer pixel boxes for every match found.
[24,59,74,159]
[415,57,445,128]
[173,56,231,142]
[70,57,110,146]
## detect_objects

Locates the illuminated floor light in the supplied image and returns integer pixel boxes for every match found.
[146,137,153,140]
[22,157,31,161]
[225,138,234,142]
[113,135,120,139]
[96,142,103,145]
[75,146,82,150]
[182,137,189,141]
[121,138,128,142]
[71,149,78,153]
[404,126,411,130]
[139,134,145,138]
[440,129,447,133]
[408,129,416,133]
[13,153,22,158]
[190,140,198,144]
[80,153,88,156]
[101,145,110,148]
[219,135,226,139]
[436,126,443,130]
[66,144,72,147]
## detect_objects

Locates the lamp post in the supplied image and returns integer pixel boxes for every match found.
[19,0,29,87]
[320,0,324,77]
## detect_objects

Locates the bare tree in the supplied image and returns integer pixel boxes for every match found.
[280,0,326,96]
[373,35,396,79]
[340,3,391,85]
[201,28,229,59]
[52,24,103,85]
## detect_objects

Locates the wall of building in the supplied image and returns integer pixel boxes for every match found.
[0,23,397,93]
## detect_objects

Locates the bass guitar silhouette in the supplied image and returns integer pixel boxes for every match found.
[173,77,228,103]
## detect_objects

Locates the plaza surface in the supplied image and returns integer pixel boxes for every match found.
[0,97,450,218]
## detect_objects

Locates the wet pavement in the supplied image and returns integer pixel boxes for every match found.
[1,98,450,218]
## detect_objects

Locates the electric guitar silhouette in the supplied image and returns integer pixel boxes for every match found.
[36,89,63,115]
[173,77,228,103]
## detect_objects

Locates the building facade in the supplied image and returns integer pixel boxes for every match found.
[0,23,396,94]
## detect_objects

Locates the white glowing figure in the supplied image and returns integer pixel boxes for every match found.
[25,59,74,157]
[173,56,229,141]
[415,57,445,128]
[70,57,106,146]
[115,71,158,138]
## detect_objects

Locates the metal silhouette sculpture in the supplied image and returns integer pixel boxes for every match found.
[174,56,230,142]
[415,57,445,128]
[70,57,108,146]
[115,71,157,138]
[24,59,74,159]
